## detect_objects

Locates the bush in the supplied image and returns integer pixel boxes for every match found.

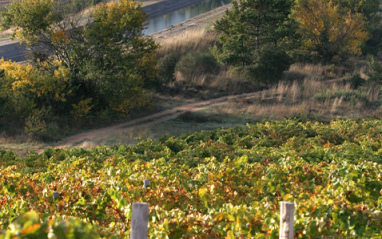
[175,51,220,79]
[157,52,180,85]
[0,149,18,166]
[24,109,48,139]
[344,74,366,89]
[248,45,291,85]
[367,55,382,83]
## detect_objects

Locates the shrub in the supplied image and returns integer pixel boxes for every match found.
[344,73,366,89]
[175,51,220,79]
[0,149,18,166]
[24,109,48,139]
[248,45,291,85]
[367,55,382,82]
[157,52,180,85]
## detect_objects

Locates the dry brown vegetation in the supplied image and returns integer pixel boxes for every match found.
[206,65,381,121]
[157,29,217,56]
[157,28,260,98]
[157,28,382,122]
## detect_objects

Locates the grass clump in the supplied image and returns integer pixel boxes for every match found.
[313,90,369,104]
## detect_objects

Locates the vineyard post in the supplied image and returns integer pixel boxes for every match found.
[53,191,59,201]
[279,201,294,239]
[130,202,149,239]
[144,179,149,188]
[53,187,59,211]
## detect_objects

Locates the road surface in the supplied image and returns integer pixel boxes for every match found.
[0,0,206,62]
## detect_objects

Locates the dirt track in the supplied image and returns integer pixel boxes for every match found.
[51,91,259,149]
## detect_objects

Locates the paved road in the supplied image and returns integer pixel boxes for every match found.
[0,0,205,62]
[0,40,27,62]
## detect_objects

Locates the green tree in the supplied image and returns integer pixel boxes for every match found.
[72,0,158,114]
[212,0,294,84]
[0,0,59,45]
[249,45,291,84]
[331,0,379,21]
[2,0,158,116]
[347,0,382,55]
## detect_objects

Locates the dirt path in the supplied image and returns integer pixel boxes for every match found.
[51,91,260,149]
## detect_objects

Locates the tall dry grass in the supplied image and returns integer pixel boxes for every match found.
[210,73,381,120]
[289,64,328,77]
[331,96,343,114]
[157,27,258,97]
[157,28,381,120]
[284,64,328,82]
[368,84,380,102]
[157,28,217,56]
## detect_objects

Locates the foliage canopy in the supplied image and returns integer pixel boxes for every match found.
[293,0,369,63]
[0,0,158,137]
[212,0,294,84]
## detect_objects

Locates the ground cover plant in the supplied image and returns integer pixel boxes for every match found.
[1,119,382,238]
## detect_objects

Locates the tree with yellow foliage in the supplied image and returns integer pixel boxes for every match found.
[0,59,72,138]
[1,0,157,118]
[293,0,369,63]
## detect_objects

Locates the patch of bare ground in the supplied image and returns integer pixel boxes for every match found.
[48,91,260,150]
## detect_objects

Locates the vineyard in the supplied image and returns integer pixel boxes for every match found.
[1,119,382,238]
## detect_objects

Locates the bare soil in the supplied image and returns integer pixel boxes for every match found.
[49,91,257,150]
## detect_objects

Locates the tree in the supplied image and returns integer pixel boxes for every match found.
[212,0,294,84]
[0,59,71,120]
[1,0,158,116]
[249,45,291,84]
[72,0,158,114]
[1,0,61,44]
[331,0,379,21]
[341,0,382,55]
[293,0,369,63]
